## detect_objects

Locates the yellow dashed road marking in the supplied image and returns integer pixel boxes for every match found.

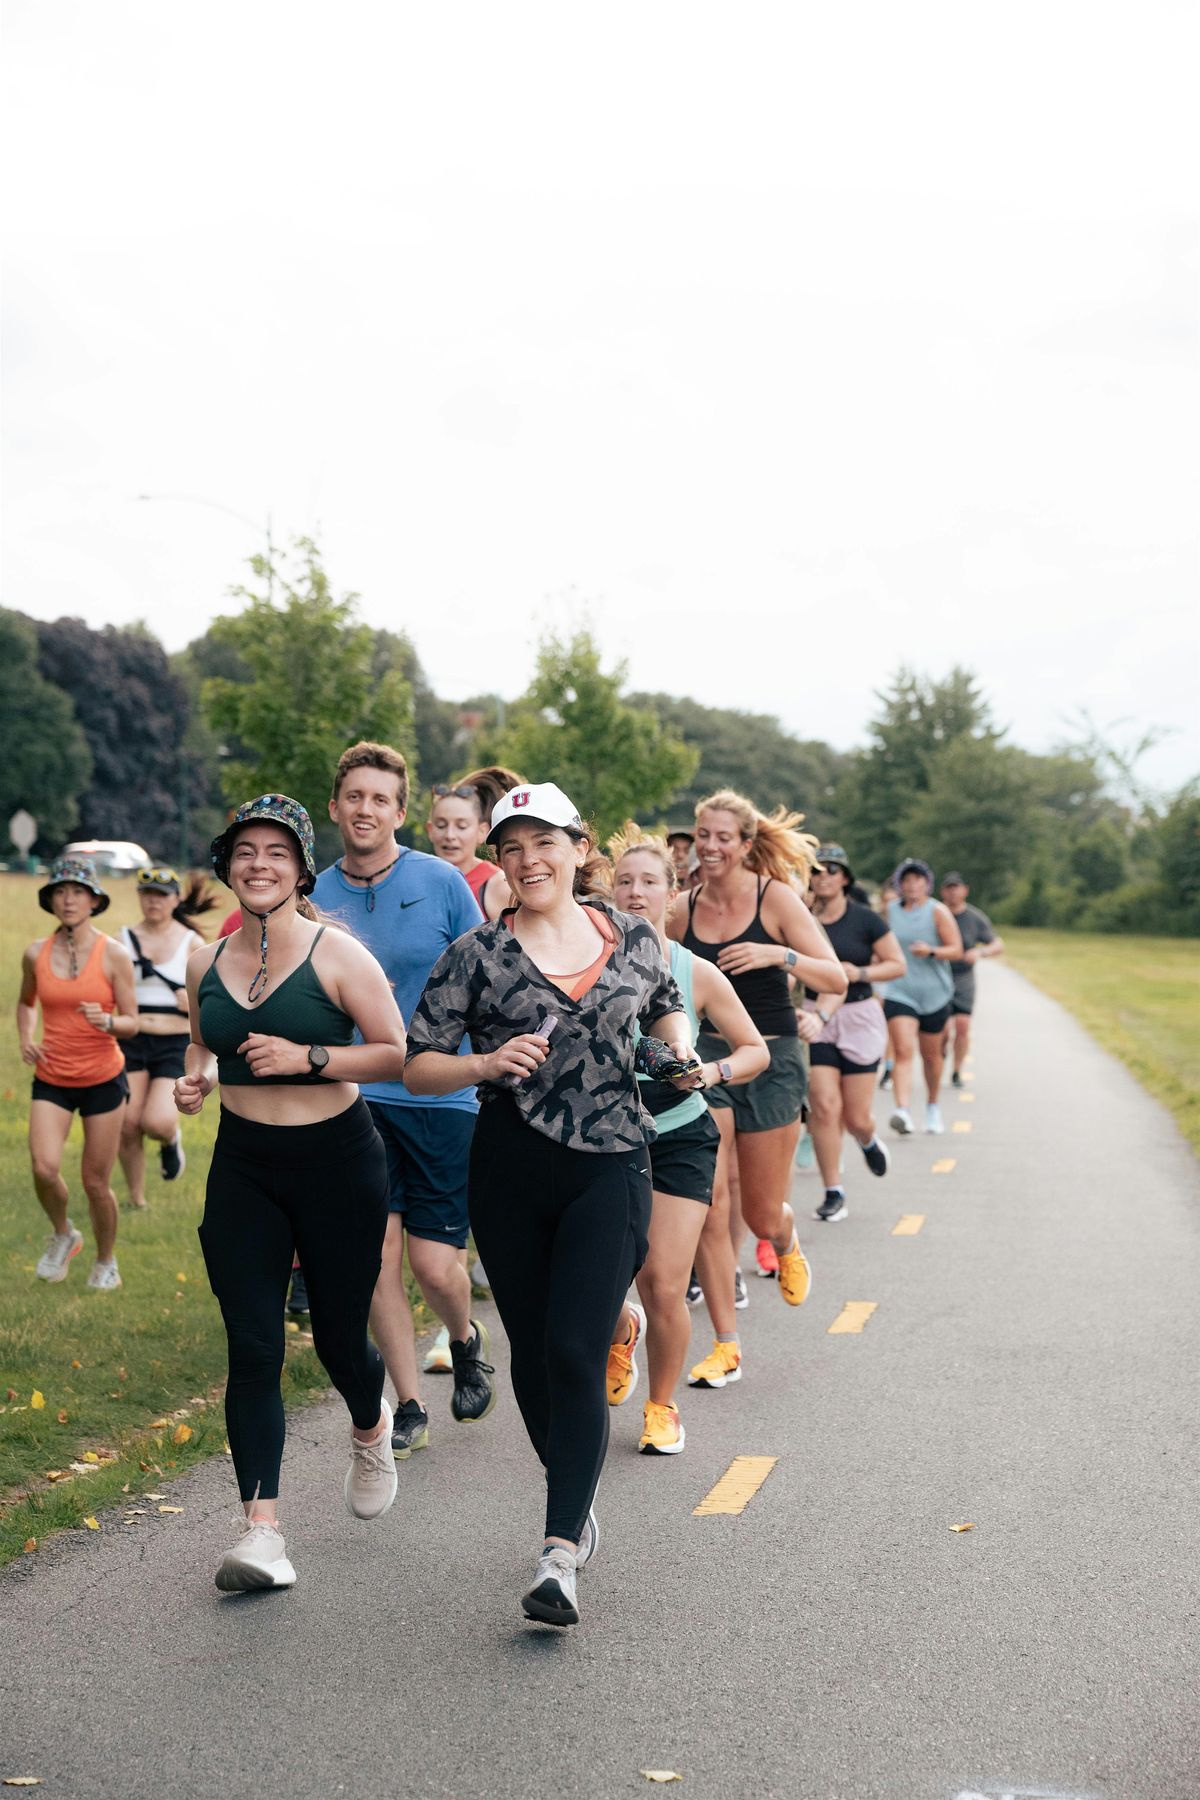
[932,1158,957,1174]
[693,1455,778,1516]
[828,1301,878,1335]
[952,1120,972,1133]
[958,1093,975,1102]
[892,1215,925,1235]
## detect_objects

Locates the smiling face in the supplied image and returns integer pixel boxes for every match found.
[695,808,752,881]
[328,765,405,859]
[50,883,98,927]
[228,824,303,910]
[613,847,673,930]
[496,820,588,910]
[810,861,849,904]
[426,794,487,869]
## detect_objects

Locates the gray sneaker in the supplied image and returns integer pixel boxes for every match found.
[344,1400,398,1520]
[522,1546,579,1626]
[576,1507,600,1570]
[86,1259,122,1291]
[215,1519,297,1593]
[36,1224,84,1282]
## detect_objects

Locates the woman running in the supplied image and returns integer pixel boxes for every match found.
[604,825,767,1454]
[117,867,218,1206]
[667,790,846,1392]
[425,782,507,920]
[802,846,906,1221]
[882,858,963,1136]
[405,782,696,1627]
[175,795,408,1593]
[18,858,137,1291]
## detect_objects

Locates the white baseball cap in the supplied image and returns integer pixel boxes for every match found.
[487,782,586,844]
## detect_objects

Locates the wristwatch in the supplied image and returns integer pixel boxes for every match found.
[816,1009,830,1026]
[307,1045,330,1074]
[782,948,798,969]
[716,1059,733,1085]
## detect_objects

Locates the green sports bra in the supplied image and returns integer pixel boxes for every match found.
[197,928,356,1085]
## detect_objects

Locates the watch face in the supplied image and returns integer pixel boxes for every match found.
[308,1045,329,1070]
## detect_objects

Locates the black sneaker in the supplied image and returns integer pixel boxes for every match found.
[450,1320,497,1423]
[879,1063,892,1090]
[160,1131,185,1181]
[814,1189,848,1222]
[861,1138,890,1178]
[286,1265,309,1315]
[951,1069,963,1088]
[685,1271,703,1307]
[390,1399,430,1459]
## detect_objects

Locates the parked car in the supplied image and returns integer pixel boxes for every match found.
[63,840,151,873]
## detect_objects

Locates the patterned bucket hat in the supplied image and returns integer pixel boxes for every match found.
[137,865,181,894]
[210,795,317,895]
[39,856,111,915]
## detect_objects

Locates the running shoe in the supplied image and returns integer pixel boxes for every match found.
[924,1104,945,1135]
[522,1546,579,1626]
[814,1189,847,1223]
[688,1341,742,1388]
[344,1399,398,1519]
[861,1137,890,1178]
[160,1131,185,1181]
[879,1061,893,1090]
[734,1268,749,1310]
[639,1400,685,1455]
[422,1324,453,1373]
[889,1107,914,1135]
[794,1131,816,1172]
[86,1259,122,1291]
[755,1238,779,1278]
[576,1507,600,1569]
[390,1399,430,1459]
[685,1271,703,1307]
[286,1265,309,1316]
[951,1069,963,1089]
[215,1519,297,1593]
[450,1320,496,1423]
[36,1224,83,1282]
[777,1234,812,1306]
[606,1303,645,1407]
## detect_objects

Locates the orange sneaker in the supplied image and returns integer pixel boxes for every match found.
[639,1399,685,1455]
[687,1340,742,1389]
[606,1303,645,1406]
[755,1238,779,1278]
[777,1232,812,1306]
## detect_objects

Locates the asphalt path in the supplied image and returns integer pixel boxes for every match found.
[3,965,1198,1800]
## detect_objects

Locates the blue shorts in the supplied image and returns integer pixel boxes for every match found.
[365,1102,475,1247]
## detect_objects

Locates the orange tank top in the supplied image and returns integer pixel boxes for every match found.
[35,933,125,1087]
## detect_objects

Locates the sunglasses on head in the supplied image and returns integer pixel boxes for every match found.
[432,784,479,802]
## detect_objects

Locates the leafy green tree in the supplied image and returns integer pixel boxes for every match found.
[1155,783,1200,920]
[493,629,698,841]
[897,737,1038,902]
[0,610,93,852]
[1067,817,1130,896]
[200,540,414,832]
[626,693,844,839]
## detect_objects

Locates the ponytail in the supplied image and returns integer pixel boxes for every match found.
[573,828,613,901]
[174,872,221,935]
[297,894,320,923]
[694,788,818,884]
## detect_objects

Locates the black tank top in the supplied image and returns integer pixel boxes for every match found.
[682,879,798,1038]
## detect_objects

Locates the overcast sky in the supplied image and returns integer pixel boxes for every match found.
[4,2,1197,793]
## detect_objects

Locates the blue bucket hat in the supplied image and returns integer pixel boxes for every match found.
[39,856,110,915]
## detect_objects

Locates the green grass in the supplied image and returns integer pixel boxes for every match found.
[0,872,407,1566]
[1004,928,1200,1153]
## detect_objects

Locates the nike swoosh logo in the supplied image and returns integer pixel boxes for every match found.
[399,899,425,909]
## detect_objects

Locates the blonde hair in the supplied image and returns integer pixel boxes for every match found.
[694,788,819,884]
[606,821,677,891]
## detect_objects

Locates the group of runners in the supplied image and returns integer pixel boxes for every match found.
[16,743,1001,1626]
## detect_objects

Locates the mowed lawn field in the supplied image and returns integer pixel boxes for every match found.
[0,872,332,1566]
[1004,928,1200,1154]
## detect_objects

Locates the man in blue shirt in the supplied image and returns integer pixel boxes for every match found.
[313,741,494,1456]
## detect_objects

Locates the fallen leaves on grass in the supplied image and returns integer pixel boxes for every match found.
[83,1518,100,1531]
[172,1424,193,1445]
[5,1388,17,1402]
[71,1360,82,1370]
[144,1492,166,1500]
[57,1410,68,1425]
[118,1367,127,1381]
[948,1523,976,1533]
[175,1272,187,1283]
[23,1539,37,1554]
[81,1451,100,1464]
[149,1418,169,1429]
[30,1391,45,1410]
[68,1463,99,1477]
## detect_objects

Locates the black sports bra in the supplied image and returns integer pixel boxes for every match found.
[682,880,797,1038]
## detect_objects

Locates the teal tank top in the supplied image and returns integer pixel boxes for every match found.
[197,927,356,1085]
[637,941,707,1134]
[885,899,954,1014]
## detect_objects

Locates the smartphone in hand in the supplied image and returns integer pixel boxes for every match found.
[506,1013,559,1087]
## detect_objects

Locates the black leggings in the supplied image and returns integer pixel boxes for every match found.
[199,1099,388,1501]
[469,1098,651,1543]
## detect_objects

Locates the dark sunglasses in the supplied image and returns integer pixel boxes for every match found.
[431,784,479,802]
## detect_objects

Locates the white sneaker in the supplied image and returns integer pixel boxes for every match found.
[576,1506,600,1570]
[889,1107,914,1136]
[36,1224,84,1282]
[522,1546,579,1626]
[924,1104,944,1135]
[422,1325,453,1374]
[344,1400,398,1520]
[215,1518,297,1592]
[86,1259,122,1291]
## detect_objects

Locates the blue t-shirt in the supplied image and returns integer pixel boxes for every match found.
[312,848,481,1110]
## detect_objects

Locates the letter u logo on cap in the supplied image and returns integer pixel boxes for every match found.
[513,791,530,808]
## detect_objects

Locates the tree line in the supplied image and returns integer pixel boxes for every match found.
[2,540,1196,935]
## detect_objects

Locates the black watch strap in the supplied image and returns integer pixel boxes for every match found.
[307,1044,330,1072]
